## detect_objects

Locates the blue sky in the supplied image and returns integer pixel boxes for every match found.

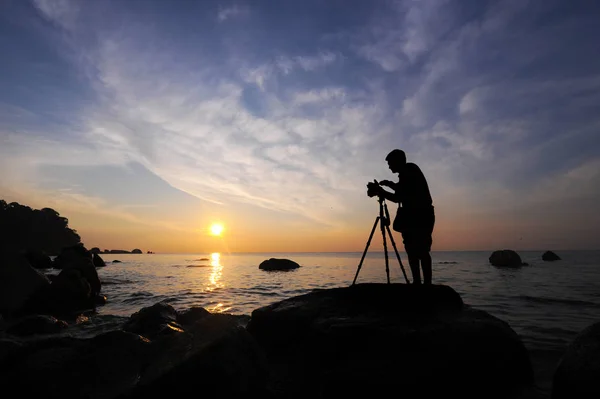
[1,0,599,251]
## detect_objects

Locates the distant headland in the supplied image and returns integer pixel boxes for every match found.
[1,199,152,256]
[0,200,81,256]
[90,248,151,254]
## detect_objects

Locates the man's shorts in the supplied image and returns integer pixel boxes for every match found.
[401,207,435,255]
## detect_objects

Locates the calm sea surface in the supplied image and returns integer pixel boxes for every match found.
[51,250,600,395]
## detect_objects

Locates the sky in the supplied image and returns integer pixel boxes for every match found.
[1,0,599,253]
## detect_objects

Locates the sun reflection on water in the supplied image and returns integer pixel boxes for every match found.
[209,252,223,289]
[207,252,230,312]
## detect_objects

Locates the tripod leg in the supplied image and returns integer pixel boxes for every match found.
[385,224,410,284]
[380,204,390,284]
[352,216,380,285]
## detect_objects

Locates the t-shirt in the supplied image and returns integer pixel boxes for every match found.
[396,163,432,210]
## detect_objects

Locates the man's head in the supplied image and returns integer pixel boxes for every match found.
[385,149,406,173]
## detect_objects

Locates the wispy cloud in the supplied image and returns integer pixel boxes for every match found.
[217,4,249,22]
[2,0,600,249]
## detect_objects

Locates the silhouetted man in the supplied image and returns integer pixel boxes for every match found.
[375,149,435,284]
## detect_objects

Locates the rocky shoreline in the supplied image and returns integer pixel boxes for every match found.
[0,246,597,399]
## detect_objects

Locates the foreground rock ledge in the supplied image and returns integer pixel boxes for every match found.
[552,320,600,399]
[247,283,534,399]
[0,303,268,398]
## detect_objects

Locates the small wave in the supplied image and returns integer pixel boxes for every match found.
[518,295,598,307]
[102,278,135,285]
[437,261,459,264]
[186,265,210,268]
[128,291,154,298]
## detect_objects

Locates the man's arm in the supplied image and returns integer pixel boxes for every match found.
[377,186,399,203]
[378,180,400,203]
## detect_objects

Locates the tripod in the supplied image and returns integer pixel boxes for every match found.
[352,196,410,285]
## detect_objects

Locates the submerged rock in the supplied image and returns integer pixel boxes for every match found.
[247,283,533,399]
[259,258,300,271]
[542,251,561,261]
[489,249,525,267]
[552,321,600,399]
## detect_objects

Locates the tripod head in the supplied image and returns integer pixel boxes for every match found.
[366,180,391,225]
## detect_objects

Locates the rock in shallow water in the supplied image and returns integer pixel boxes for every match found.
[258,258,300,271]
[542,251,561,261]
[247,283,534,399]
[490,249,525,267]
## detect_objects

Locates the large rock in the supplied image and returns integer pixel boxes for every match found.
[53,244,93,269]
[489,249,525,267]
[552,321,600,399]
[0,304,268,398]
[22,266,101,317]
[126,312,267,398]
[0,253,51,317]
[542,251,561,261]
[123,302,183,340]
[247,284,534,398]
[60,258,101,296]
[24,250,53,269]
[5,314,68,336]
[0,330,151,399]
[259,258,300,271]
[93,253,106,267]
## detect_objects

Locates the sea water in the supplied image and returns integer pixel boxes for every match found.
[49,250,600,395]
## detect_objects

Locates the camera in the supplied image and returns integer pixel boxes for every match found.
[366,180,381,197]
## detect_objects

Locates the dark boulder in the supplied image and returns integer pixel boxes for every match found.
[247,283,534,399]
[552,321,600,399]
[177,306,211,326]
[24,250,53,269]
[0,304,269,398]
[0,253,51,317]
[93,253,106,267]
[0,330,151,399]
[489,249,525,267]
[6,314,68,336]
[259,258,300,271]
[126,312,268,398]
[0,338,23,365]
[123,302,183,340]
[60,258,101,296]
[23,266,102,317]
[53,244,93,269]
[542,251,561,261]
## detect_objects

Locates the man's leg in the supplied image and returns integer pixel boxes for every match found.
[407,253,422,284]
[403,231,422,284]
[421,251,432,285]
[420,210,435,285]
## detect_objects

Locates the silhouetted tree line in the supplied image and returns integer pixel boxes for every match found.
[0,200,81,256]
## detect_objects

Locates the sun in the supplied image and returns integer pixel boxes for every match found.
[209,223,224,236]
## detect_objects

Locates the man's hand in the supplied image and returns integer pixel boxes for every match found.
[378,180,395,188]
